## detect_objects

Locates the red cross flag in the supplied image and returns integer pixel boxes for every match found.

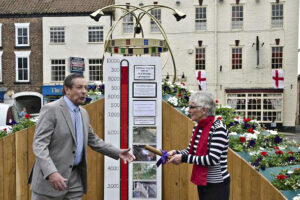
[272,69,284,89]
[195,70,206,91]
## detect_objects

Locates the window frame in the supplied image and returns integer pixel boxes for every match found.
[122,13,134,34]
[271,3,284,28]
[88,26,104,43]
[14,51,31,82]
[231,4,244,30]
[51,59,66,82]
[195,6,207,31]
[88,58,103,81]
[150,8,162,33]
[226,92,283,123]
[195,47,206,70]
[50,26,65,44]
[231,47,243,70]
[15,23,30,47]
[0,51,2,82]
[271,46,283,69]
[0,23,2,47]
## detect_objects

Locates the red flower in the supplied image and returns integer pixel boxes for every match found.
[275,150,283,155]
[247,128,254,134]
[260,152,268,156]
[217,117,222,120]
[215,100,219,103]
[243,118,251,122]
[276,174,287,180]
[3,128,7,132]
[288,151,294,155]
[235,116,240,119]
[180,82,185,86]
[239,137,246,144]
[273,146,280,151]
[25,114,31,119]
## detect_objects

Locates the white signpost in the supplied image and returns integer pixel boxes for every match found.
[104,56,162,200]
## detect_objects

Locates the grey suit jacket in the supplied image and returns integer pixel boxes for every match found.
[28,97,121,197]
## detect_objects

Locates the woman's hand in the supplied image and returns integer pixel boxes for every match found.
[167,150,177,156]
[168,154,182,165]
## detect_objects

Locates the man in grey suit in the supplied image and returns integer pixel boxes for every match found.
[28,73,135,199]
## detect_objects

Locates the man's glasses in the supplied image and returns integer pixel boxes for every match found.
[188,105,202,109]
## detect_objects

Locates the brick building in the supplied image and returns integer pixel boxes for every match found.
[0,0,114,113]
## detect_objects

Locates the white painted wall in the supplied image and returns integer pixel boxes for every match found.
[43,16,111,85]
[113,0,299,127]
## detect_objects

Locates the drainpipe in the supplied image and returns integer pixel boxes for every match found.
[214,0,219,100]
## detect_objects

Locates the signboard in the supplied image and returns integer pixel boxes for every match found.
[104,56,162,200]
[134,65,155,80]
[132,83,157,98]
[104,57,121,200]
[70,57,85,73]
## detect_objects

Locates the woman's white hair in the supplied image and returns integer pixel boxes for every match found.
[190,91,216,116]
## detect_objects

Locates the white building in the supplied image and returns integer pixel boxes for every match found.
[112,0,299,130]
[42,15,111,103]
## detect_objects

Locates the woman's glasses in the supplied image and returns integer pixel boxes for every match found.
[188,105,202,109]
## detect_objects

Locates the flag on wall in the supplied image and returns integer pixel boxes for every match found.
[195,70,206,91]
[272,69,284,89]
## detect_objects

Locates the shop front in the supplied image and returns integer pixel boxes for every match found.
[42,85,63,104]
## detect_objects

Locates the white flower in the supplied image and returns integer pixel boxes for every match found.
[268,130,278,135]
[168,96,178,106]
[229,132,238,136]
[254,130,260,135]
[259,147,265,151]
[293,195,300,200]
[181,107,189,115]
[244,133,257,140]
[287,170,294,174]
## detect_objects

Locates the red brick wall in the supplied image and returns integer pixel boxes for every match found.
[0,17,43,94]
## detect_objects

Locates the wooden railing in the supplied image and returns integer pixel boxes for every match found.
[0,99,286,200]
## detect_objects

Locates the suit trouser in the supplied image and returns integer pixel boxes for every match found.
[31,167,84,200]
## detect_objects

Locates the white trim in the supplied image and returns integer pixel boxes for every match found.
[15,23,30,47]
[0,24,2,47]
[14,51,31,82]
[0,51,2,82]
[13,91,43,99]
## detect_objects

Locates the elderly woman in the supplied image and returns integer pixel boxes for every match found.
[168,91,230,200]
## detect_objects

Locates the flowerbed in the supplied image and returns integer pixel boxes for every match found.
[162,81,300,199]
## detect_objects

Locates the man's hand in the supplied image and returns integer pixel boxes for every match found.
[48,172,68,191]
[119,148,136,164]
[168,154,182,165]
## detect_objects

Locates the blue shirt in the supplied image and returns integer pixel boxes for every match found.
[63,96,84,166]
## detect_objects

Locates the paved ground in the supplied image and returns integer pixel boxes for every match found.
[280,131,300,143]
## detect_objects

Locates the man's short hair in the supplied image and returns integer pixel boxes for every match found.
[62,73,85,95]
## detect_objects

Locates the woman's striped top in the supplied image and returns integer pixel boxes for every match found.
[177,120,230,183]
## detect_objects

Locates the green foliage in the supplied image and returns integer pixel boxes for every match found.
[272,168,300,190]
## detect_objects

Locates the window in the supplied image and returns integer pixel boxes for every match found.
[123,14,134,33]
[271,47,283,69]
[0,51,2,82]
[272,3,283,28]
[89,59,102,81]
[15,23,30,46]
[232,5,243,29]
[195,48,205,70]
[0,23,2,47]
[88,26,103,43]
[50,27,65,43]
[226,93,283,122]
[232,47,242,70]
[15,51,31,82]
[150,9,161,32]
[195,7,207,30]
[51,59,65,81]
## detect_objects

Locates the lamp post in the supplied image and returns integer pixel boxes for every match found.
[90,4,186,82]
